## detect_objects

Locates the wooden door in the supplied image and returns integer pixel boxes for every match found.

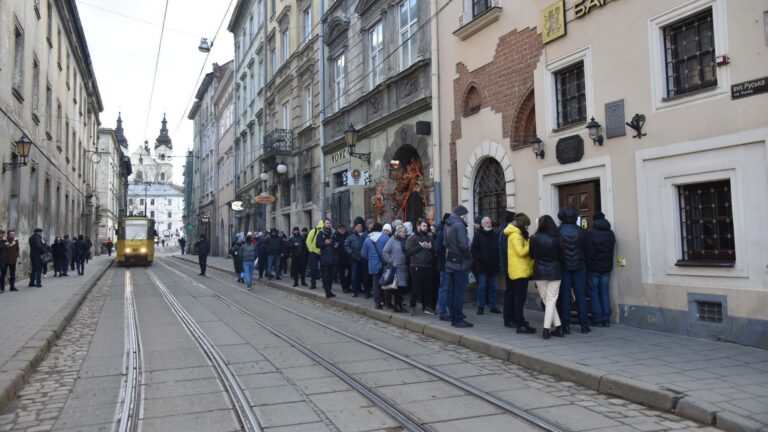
[558,180,600,230]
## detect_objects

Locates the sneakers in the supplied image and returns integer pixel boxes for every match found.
[452,320,474,328]
[423,307,435,315]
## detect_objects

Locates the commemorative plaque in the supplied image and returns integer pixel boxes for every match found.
[556,135,584,165]
[605,99,626,138]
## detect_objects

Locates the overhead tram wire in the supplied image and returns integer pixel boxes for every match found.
[173,0,236,136]
[76,0,198,37]
[143,0,170,139]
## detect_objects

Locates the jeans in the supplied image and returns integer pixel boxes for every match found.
[437,271,449,317]
[62,258,70,276]
[560,269,587,327]
[372,269,384,306]
[75,257,85,275]
[243,260,255,288]
[447,270,468,324]
[360,260,371,294]
[334,261,350,290]
[589,272,611,322]
[308,254,319,288]
[475,272,497,308]
[409,266,432,308]
[321,265,334,297]
[350,261,362,295]
[30,258,43,286]
[267,254,280,278]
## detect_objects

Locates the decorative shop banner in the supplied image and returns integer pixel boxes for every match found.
[345,169,371,186]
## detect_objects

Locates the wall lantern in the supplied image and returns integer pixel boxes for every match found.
[276,162,288,175]
[585,117,604,146]
[3,134,33,173]
[344,124,370,165]
[530,136,545,159]
[259,172,269,182]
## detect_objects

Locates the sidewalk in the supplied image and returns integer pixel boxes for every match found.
[0,256,113,412]
[179,254,768,432]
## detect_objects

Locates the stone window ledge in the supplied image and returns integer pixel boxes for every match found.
[453,7,502,41]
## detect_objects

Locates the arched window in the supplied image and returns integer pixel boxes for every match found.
[473,158,506,225]
[511,89,536,149]
[463,85,482,117]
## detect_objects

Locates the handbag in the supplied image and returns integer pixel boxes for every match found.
[379,264,396,287]
[381,272,398,290]
[41,252,53,264]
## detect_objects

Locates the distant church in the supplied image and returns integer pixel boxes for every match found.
[128,114,174,184]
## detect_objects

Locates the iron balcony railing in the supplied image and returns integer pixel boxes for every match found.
[263,129,295,157]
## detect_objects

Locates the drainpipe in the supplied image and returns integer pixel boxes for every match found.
[430,0,443,220]
[319,0,328,217]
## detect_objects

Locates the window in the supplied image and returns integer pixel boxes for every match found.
[13,23,24,98]
[282,101,290,129]
[473,158,505,227]
[160,173,166,182]
[257,0,264,25]
[150,199,155,205]
[128,199,133,206]
[57,28,61,67]
[333,170,348,188]
[304,85,312,124]
[56,103,62,146]
[677,180,734,266]
[168,212,172,218]
[281,28,290,63]
[281,178,291,207]
[334,54,346,110]
[399,0,418,70]
[463,85,481,116]
[65,49,70,87]
[45,83,52,134]
[472,0,492,18]
[303,174,312,202]
[554,61,586,128]
[249,15,254,39]
[369,23,384,88]
[32,56,40,117]
[303,7,312,44]
[46,1,53,45]
[167,199,172,205]
[65,119,70,157]
[150,211,155,218]
[270,0,276,17]
[270,46,276,76]
[235,42,240,64]
[258,59,264,89]
[140,199,145,206]
[663,9,716,98]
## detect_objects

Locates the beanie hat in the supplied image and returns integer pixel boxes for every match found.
[382,223,392,233]
[453,205,469,216]
[366,218,374,226]
[514,212,531,227]
[354,216,365,227]
[474,214,484,225]
[504,211,516,223]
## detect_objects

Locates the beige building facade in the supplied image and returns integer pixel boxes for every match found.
[438,0,768,347]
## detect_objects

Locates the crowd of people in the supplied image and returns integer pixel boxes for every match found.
[224,205,615,339]
[0,228,94,292]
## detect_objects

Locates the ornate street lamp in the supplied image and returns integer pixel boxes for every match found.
[585,117,604,146]
[530,136,545,159]
[344,124,370,165]
[3,134,33,173]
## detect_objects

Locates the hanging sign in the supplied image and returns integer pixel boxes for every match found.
[345,170,371,186]
[254,194,276,204]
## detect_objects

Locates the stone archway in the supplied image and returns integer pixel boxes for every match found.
[460,141,515,219]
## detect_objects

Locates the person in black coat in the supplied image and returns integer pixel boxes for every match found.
[558,207,589,334]
[586,212,616,327]
[230,239,244,283]
[265,229,282,280]
[28,228,46,287]
[315,219,336,298]
[289,227,308,287]
[195,234,211,276]
[433,214,451,320]
[530,215,564,339]
[256,233,269,279]
[332,225,350,292]
[471,217,501,315]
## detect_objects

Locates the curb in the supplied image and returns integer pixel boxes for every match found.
[0,260,113,412]
[174,256,761,431]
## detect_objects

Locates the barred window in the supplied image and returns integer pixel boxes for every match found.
[663,9,716,98]
[677,180,734,266]
[472,0,492,18]
[554,61,586,128]
[303,174,312,203]
[473,158,505,227]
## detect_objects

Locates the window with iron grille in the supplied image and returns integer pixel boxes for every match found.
[333,170,347,188]
[473,158,505,227]
[696,300,723,323]
[472,0,492,18]
[663,9,716,98]
[554,61,586,128]
[677,180,734,266]
[303,174,312,203]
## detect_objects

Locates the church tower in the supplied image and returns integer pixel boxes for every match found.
[155,113,173,161]
[115,113,128,149]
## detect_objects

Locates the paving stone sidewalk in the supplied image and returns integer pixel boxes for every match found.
[0,256,113,412]
[180,254,768,432]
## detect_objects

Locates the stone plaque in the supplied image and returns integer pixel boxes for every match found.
[556,135,584,165]
[604,99,626,138]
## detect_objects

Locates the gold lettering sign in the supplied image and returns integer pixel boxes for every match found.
[331,148,348,163]
[574,0,614,19]
[540,0,566,44]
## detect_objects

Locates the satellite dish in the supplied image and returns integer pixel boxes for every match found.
[231,201,244,211]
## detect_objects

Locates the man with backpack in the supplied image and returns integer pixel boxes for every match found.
[305,220,324,290]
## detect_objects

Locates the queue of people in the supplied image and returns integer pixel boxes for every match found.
[226,206,615,338]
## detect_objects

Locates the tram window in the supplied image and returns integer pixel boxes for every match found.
[125,220,149,240]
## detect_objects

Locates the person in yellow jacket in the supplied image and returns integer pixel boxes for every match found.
[503,213,536,334]
[305,220,324,289]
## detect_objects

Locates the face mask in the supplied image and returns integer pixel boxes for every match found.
[463,215,470,224]
[484,227,492,232]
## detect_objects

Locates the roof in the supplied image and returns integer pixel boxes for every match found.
[127,183,184,196]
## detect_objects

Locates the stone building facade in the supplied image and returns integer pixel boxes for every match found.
[214,61,236,256]
[95,124,127,246]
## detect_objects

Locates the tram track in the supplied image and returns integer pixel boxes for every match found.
[160,257,569,432]
[117,270,144,432]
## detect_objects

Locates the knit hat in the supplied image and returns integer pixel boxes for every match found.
[382,223,392,234]
[453,205,469,216]
[474,214,484,225]
[354,216,365,227]
[392,219,403,229]
[396,225,407,235]
[514,212,531,227]
[504,211,516,223]
[366,218,374,226]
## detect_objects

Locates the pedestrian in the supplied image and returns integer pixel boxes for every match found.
[195,234,211,276]
[433,214,451,321]
[406,219,434,315]
[383,225,409,313]
[62,235,73,276]
[498,211,516,322]
[74,235,88,275]
[256,232,268,279]
[280,231,290,276]
[315,218,337,298]
[42,239,52,278]
[289,227,308,287]
[444,206,473,328]
[0,230,6,292]
[361,223,389,309]
[359,218,372,298]
[504,213,536,334]
[230,238,244,282]
[586,212,616,327]
[28,228,45,287]
[305,221,323,290]
[161,238,165,248]
[105,238,113,256]
[52,237,66,277]
[1,229,19,292]
[178,236,187,255]
[558,207,589,334]
[85,236,93,263]
[471,216,501,316]
[265,229,281,280]
[333,224,350,292]
[239,235,258,289]
[343,218,367,297]
[530,215,564,339]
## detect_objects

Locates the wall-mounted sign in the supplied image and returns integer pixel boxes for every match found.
[540,0,566,44]
[731,76,768,99]
[331,148,348,163]
[604,99,626,138]
[556,135,584,165]
[254,194,276,204]
[574,0,616,19]
[345,170,371,186]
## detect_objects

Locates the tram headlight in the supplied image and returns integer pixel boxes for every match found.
[140,247,147,253]
[125,248,131,253]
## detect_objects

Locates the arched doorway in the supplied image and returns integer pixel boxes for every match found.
[473,158,506,225]
[390,144,426,223]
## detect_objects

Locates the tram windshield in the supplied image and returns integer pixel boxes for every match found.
[125,220,149,240]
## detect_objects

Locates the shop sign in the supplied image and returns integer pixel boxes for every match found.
[556,135,584,165]
[254,194,276,204]
[345,169,371,186]
[731,77,768,99]
[540,0,566,44]
[574,0,616,19]
[331,148,348,163]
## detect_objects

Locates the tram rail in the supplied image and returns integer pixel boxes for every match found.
[117,270,143,432]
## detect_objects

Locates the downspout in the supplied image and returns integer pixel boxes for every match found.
[430,0,443,219]
[319,0,328,217]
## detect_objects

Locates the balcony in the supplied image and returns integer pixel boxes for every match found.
[262,129,295,158]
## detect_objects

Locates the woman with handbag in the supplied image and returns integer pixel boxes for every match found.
[383,225,409,313]
[361,223,390,309]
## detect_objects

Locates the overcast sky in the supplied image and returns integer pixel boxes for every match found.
[77,0,235,184]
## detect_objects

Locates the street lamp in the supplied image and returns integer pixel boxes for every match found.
[3,134,33,173]
[344,124,370,165]
[276,162,288,174]
[585,117,604,146]
[198,38,212,53]
[530,136,545,159]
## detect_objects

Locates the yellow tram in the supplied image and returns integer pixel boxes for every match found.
[116,217,156,266]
